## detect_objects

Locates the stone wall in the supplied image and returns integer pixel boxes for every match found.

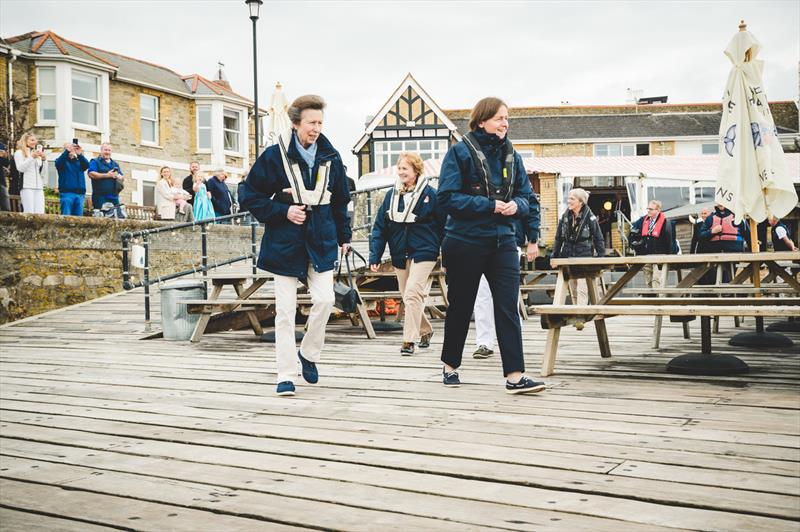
[0,212,256,323]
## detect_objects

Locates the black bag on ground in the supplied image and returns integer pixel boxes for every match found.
[333,248,364,313]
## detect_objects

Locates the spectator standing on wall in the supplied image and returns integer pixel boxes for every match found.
[182,161,200,205]
[207,169,233,218]
[155,166,193,221]
[14,132,48,214]
[0,142,11,211]
[55,141,89,216]
[88,143,124,209]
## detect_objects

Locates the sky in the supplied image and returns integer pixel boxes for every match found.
[2,0,798,171]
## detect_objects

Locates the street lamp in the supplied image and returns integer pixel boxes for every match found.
[246,0,263,158]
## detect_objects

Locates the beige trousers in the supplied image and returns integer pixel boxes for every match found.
[394,259,435,343]
[273,265,334,384]
[568,278,589,306]
[644,264,665,289]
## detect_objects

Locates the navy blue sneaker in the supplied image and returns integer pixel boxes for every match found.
[443,368,461,387]
[298,351,318,384]
[505,376,546,395]
[276,381,295,396]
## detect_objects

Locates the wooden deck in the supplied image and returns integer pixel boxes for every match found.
[1,283,799,531]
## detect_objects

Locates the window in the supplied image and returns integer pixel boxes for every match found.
[694,186,715,203]
[143,182,156,207]
[373,139,447,170]
[140,94,158,144]
[636,143,650,156]
[37,67,56,121]
[648,186,690,212]
[72,71,99,126]
[701,143,719,155]
[197,105,211,150]
[223,108,240,152]
[594,143,639,157]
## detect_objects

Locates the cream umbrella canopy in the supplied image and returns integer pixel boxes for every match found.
[715,21,797,224]
[267,82,291,146]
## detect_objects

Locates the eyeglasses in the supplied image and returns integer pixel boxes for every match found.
[647,207,658,211]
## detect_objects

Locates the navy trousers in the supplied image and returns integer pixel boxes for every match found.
[440,236,525,376]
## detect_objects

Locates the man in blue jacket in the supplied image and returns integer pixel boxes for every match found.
[55,142,89,216]
[207,169,233,218]
[88,143,124,209]
[239,95,351,397]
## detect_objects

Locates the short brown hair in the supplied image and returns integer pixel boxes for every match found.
[468,97,508,131]
[397,152,424,178]
[288,94,326,125]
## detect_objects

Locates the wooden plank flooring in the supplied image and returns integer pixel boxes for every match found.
[1,282,799,531]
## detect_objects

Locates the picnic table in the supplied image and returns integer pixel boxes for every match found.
[531,252,800,376]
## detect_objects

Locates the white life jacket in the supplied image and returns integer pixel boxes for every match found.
[277,130,332,206]
[388,177,429,223]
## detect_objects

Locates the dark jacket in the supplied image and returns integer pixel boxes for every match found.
[369,183,444,268]
[239,132,351,279]
[55,150,89,194]
[207,175,232,216]
[88,157,123,199]
[700,207,748,252]
[690,220,709,254]
[552,205,605,258]
[182,175,196,204]
[630,211,676,255]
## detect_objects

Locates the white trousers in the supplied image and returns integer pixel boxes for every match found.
[21,188,45,214]
[568,278,589,306]
[273,265,334,384]
[474,274,497,349]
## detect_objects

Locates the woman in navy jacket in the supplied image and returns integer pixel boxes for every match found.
[239,95,351,397]
[437,97,545,394]
[369,152,444,356]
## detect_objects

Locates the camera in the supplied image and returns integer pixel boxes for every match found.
[72,138,80,147]
[35,144,43,152]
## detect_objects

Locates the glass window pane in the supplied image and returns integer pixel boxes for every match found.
[608,144,622,156]
[421,153,432,160]
[390,142,402,151]
[197,106,211,127]
[224,110,239,129]
[141,119,156,143]
[595,144,608,156]
[39,67,55,93]
[40,95,56,120]
[140,95,156,119]
[701,143,719,155]
[72,99,97,125]
[419,140,432,150]
[390,154,399,166]
[143,183,155,207]
[404,141,416,150]
[198,128,211,149]
[72,72,97,100]
[622,145,635,156]
[224,130,239,151]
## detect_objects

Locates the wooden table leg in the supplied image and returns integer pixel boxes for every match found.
[541,270,567,377]
[233,282,264,336]
[353,288,376,339]
[653,264,669,348]
[586,274,611,358]
[190,282,223,343]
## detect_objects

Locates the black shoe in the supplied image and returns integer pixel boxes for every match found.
[443,368,461,387]
[418,332,433,348]
[473,345,494,359]
[400,342,414,356]
[505,376,546,395]
[297,351,318,384]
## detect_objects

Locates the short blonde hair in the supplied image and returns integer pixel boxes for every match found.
[649,199,662,210]
[397,152,424,178]
[569,187,589,205]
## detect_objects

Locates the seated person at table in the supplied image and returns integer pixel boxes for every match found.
[369,152,444,356]
[629,200,676,289]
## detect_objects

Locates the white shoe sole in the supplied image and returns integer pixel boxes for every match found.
[506,384,546,395]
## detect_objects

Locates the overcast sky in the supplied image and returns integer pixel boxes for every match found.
[2,0,798,171]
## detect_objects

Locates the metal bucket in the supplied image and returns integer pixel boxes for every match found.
[160,280,205,340]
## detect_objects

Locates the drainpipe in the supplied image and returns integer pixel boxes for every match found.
[7,49,21,142]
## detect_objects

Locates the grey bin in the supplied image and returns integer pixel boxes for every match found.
[160,280,205,340]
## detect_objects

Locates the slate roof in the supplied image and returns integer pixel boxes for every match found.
[449,111,798,141]
[2,31,252,104]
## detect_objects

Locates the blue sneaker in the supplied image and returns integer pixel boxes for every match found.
[443,368,461,387]
[505,376,546,395]
[298,351,318,384]
[276,381,295,396]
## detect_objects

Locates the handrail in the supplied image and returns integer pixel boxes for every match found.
[121,211,259,323]
[616,210,633,256]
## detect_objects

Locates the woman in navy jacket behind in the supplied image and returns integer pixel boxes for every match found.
[369,152,444,356]
[437,97,546,395]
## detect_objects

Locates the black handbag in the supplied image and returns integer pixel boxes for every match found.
[333,249,364,313]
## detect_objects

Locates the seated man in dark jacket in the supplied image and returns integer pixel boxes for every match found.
[239,94,351,397]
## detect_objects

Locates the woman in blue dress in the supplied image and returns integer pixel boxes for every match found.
[192,173,216,221]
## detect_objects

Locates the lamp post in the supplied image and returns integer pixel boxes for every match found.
[246,0,263,158]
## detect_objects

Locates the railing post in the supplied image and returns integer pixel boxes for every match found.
[201,224,208,298]
[366,190,373,244]
[143,233,150,324]
[250,220,258,275]
[121,231,131,290]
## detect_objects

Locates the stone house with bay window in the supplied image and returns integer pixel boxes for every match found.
[0,30,264,208]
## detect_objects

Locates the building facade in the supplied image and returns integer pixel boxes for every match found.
[1,31,264,208]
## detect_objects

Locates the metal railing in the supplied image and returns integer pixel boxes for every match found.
[616,210,633,255]
[350,183,393,237]
[121,212,259,323]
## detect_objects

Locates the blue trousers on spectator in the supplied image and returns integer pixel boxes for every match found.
[440,235,525,377]
[60,192,85,216]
